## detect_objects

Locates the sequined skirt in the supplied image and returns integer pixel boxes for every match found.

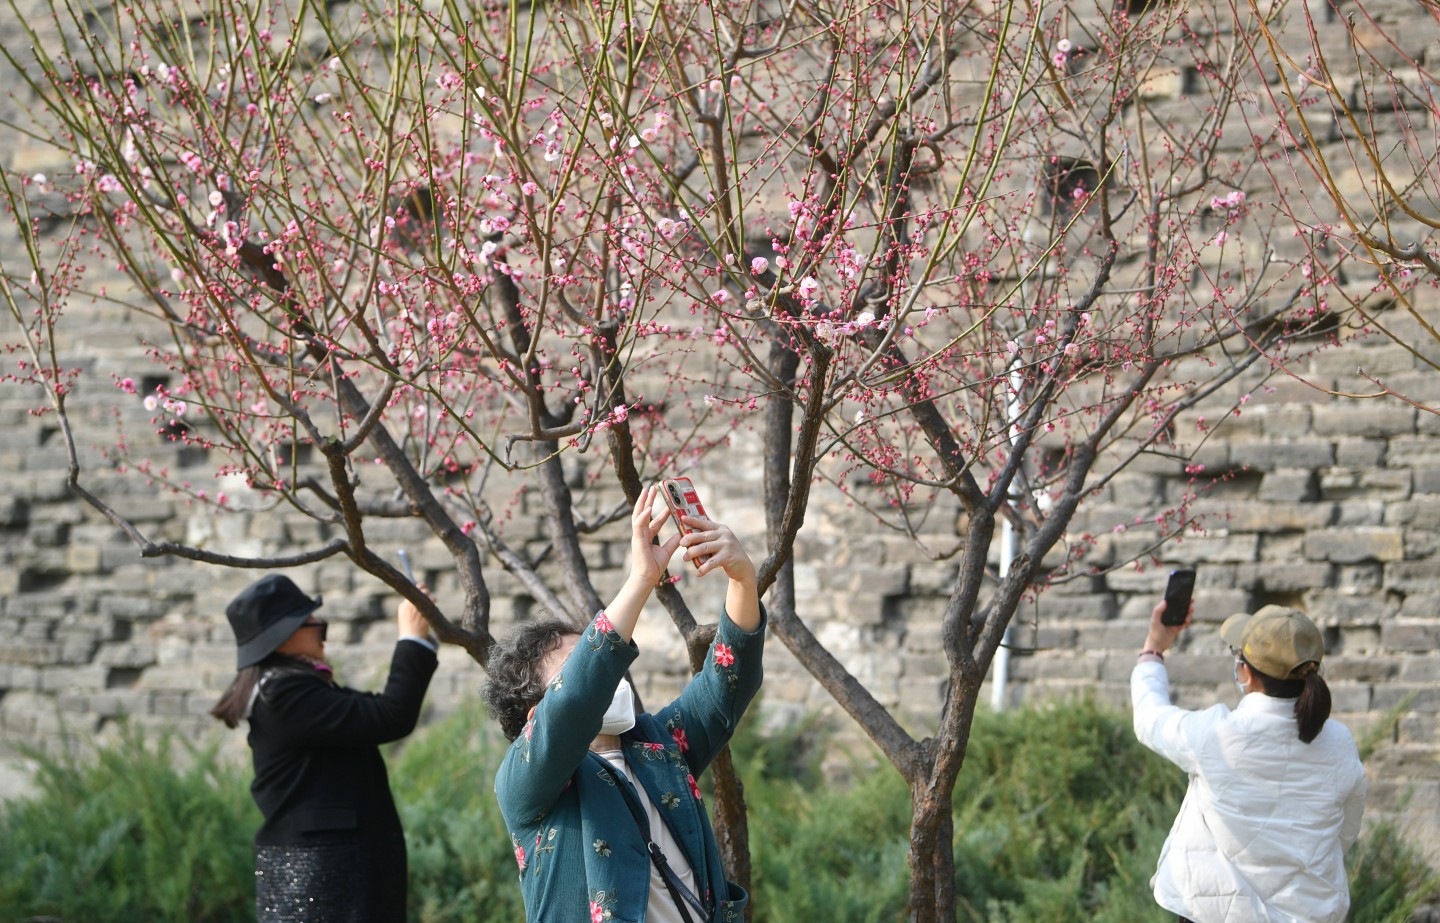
[255,841,405,922]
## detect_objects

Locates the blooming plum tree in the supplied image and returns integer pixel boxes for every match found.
[0,0,1344,917]
[1239,0,1440,411]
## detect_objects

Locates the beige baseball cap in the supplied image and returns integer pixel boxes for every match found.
[1220,605,1325,680]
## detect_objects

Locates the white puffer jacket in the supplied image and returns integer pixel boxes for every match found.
[1131,660,1367,923]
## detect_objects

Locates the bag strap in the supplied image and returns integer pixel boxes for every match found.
[599,752,709,923]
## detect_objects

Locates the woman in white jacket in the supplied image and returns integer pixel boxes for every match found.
[1132,602,1367,923]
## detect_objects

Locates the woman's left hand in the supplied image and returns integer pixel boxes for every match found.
[629,484,682,587]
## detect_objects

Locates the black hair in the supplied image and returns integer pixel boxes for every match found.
[210,653,326,728]
[481,617,581,741]
[1243,655,1332,744]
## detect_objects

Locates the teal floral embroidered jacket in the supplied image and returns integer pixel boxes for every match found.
[494,606,766,923]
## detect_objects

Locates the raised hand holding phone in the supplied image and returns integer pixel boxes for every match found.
[1161,568,1196,627]
[661,477,711,569]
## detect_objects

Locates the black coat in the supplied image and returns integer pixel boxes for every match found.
[247,640,437,920]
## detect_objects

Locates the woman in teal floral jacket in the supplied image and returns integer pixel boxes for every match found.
[483,485,765,923]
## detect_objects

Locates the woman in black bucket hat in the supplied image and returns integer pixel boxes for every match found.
[212,574,438,922]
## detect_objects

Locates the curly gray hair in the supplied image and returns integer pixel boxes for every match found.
[481,617,580,741]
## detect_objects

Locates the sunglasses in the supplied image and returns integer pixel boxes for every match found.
[300,618,328,643]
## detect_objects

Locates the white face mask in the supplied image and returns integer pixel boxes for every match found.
[1233,658,1247,698]
[599,677,636,735]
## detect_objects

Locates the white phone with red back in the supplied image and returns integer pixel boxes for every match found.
[661,477,710,569]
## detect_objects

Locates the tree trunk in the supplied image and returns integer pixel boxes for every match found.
[907,773,958,923]
[708,743,752,915]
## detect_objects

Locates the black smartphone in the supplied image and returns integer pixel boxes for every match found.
[1161,568,1196,626]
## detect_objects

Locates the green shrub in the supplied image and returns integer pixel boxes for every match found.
[0,726,257,923]
[1,701,1433,922]
[391,703,524,923]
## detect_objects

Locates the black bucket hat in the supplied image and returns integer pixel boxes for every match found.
[226,574,323,669]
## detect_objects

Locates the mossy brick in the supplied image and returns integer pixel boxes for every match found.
[1383,622,1440,652]
[1304,527,1404,562]
[1312,404,1417,438]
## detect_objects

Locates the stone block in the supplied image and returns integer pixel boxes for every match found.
[1312,404,1416,438]
[1401,594,1440,619]
[1324,656,1400,683]
[1328,683,1374,713]
[1307,591,1397,625]
[1373,684,1440,713]
[1333,439,1387,467]
[1258,470,1319,502]
[90,690,155,718]
[96,643,158,670]
[65,544,104,574]
[1385,561,1440,593]
[1075,621,1152,651]
[1385,497,1440,530]
[1166,533,1261,565]
[1399,657,1440,684]
[1234,561,1333,592]
[1304,527,1404,563]
[38,665,108,691]
[0,641,63,667]
[1388,435,1439,468]
[1384,622,1440,652]
[1164,654,1235,684]
[1230,440,1335,471]
[1010,654,1099,681]
[1335,563,1384,593]
[1334,500,1386,527]
[1414,467,1440,495]
[1322,467,1412,500]
[1203,501,1335,533]
[1036,594,1117,622]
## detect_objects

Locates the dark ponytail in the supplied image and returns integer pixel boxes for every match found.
[1294,671,1332,744]
[1247,655,1331,743]
[211,666,263,729]
[210,654,320,728]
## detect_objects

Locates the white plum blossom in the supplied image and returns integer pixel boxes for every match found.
[208,190,224,208]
